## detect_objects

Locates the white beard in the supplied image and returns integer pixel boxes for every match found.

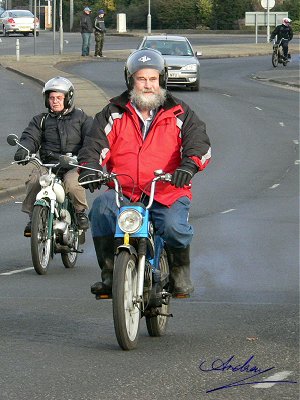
[130,87,166,111]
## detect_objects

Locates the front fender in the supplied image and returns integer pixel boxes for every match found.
[116,244,138,259]
[34,199,50,208]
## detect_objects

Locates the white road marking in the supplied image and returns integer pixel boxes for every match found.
[269,184,280,189]
[255,106,262,111]
[293,139,299,145]
[222,93,232,97]
[253,370,294,389]
[279,121,285,127]
[295,160,300,165]
[0,267,34,276]
[221,209,236,214]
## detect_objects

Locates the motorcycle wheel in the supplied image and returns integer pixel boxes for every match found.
[61,231,79,269]
[112,251,140,350]
[31,205,52,275]
[272,50,278,67]
[146,249,170,337]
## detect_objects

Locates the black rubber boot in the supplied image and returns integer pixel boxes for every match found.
[166,245,194,297]
[91,236,114,296]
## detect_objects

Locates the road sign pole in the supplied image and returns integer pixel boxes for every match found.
[267,0,270,42]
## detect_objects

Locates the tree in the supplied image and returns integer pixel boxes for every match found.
[196,0,213,28]
[211,0,253,29]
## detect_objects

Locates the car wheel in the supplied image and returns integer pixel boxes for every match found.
[36,31,39,36]
[23,32,29,36]
[3,26,8,36]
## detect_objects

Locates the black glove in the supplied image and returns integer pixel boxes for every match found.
[171,160,198,188]
[14,147,29,165]
[78,162,103,193]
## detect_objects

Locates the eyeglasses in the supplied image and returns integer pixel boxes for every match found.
[49,96,65,102]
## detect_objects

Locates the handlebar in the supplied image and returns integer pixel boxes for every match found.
[77,163,172,209]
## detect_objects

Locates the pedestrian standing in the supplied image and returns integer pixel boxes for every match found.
[80,6,93,56]
[94,9,106,58]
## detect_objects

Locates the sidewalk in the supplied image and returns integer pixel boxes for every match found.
[0,43,299,203]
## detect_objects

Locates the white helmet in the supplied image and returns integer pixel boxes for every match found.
[282,18,291,26]
[43,76,75,111]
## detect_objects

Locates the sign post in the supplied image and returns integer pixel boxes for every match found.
[261,0,275,42]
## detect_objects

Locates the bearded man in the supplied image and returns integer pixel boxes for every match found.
[78,49,211,297]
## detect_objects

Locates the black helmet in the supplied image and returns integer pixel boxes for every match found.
[124,48,168,90]
[43,76,75,111]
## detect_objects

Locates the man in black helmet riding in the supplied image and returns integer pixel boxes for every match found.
[270,17,293,61]
[14,76,93,236]
[78,49,211,297]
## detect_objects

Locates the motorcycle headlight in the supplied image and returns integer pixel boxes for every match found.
[39,174,53,187]
[118,209,143,234]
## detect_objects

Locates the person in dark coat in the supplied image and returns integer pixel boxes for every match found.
[94,9,106,57]
[80,6,93,56]
[270,18,293,61]
[14,77,93,236]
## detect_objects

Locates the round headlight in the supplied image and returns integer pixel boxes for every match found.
[39,174,53,187]
[118,209,143,234]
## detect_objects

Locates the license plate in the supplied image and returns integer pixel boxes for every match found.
[19,26,30,30]
[168,72,180,78]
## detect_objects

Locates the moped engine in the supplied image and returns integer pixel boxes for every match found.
[53,209,74,247]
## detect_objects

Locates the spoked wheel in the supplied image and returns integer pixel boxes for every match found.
[61,229,79,269]
[112,251,140,350]
[31,205,52,275]
[146,249,170,337]
[272,49,278,67]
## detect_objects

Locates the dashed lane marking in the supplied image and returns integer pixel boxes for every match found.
[221,209,236,214]
[269,184,280,189]
[0,267,34,276]
[253,371,296,389]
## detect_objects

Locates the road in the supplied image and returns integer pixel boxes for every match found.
[0,30,295,56]
[0,67,42,168]
[0,52,299,399]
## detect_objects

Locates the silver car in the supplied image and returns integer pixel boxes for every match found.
[138,35,200,91]
[0,9,39,36]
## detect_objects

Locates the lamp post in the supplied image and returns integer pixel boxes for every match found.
[147,0,151,34]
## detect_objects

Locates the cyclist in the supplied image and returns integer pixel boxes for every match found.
[270,18,293,61]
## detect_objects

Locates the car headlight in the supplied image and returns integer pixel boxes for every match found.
[39,174,53,187]
[181,64,197,71]
[118,209,143,234]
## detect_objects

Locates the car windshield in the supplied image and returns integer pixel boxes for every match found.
[143,40,193,56]
[9,10,33,18]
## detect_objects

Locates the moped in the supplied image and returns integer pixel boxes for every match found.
[7,134,85,275]
[272,38,290,67]
[78,165,174,350]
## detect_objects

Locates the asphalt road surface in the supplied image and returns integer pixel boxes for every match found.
[0,54,298,400]
[0,31,285,56]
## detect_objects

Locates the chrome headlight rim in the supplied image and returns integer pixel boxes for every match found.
[118,209,143,234]
[39,174,53,187]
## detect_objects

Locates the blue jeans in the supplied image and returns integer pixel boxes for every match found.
[89,190,193,248]
[81,32,91,56]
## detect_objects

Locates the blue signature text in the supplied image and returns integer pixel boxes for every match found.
[199,355,297,393]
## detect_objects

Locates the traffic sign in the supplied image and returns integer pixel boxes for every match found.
[261,0,275,10]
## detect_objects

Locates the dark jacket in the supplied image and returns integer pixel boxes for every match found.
[19,108,93,164]
[80,12,93,33]
[270,24,293,41]
[94,16,106,34]
[78,91,211,207]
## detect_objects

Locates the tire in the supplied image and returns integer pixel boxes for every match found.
[112,251,140,350]
[146,249,170,337]
[272,49,278,67]
[23,32,29,37]
[61,230,79,269]
[31,205,52,275]
[3,27,8,37]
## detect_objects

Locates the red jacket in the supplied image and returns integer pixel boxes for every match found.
[78,91,211,207]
